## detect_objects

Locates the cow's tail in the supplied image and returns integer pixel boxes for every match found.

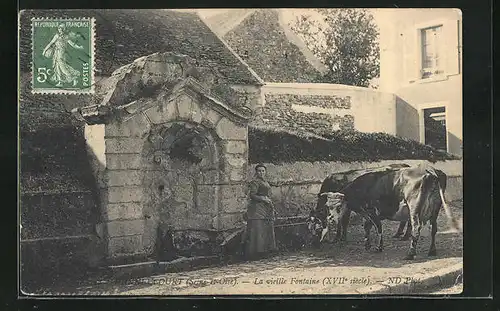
[438,184,462,232]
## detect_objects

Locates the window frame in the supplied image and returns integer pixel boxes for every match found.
[420,25,444,79]
[413,19,449,84]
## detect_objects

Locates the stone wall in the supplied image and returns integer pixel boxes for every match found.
[247,160,463,218]
[259,83,413,138]
[252,93,355,133]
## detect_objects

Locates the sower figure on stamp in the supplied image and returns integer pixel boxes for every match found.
[42,23,84,87]
[244,164,277,260]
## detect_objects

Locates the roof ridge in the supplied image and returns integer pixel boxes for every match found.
[277,10,329,74]
[202,9,257,37]
[197,11,265,85]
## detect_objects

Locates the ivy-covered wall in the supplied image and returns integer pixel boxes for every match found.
[248,125,459,164]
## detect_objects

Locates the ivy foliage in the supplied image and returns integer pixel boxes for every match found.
[248,125,459,164]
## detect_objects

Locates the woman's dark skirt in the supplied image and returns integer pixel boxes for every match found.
[244,219,277,260]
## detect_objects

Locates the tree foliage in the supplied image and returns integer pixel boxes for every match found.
[290,9,380,87]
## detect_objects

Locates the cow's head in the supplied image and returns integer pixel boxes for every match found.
[308,192,347,243]
[319,192,347,227]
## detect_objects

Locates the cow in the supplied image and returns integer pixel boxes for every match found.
[319,165,461,260]
[309,164,411,245]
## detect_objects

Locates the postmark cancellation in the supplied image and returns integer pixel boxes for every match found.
[31,17,95,94]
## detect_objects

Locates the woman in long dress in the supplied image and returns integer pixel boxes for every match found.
[42,23,84,87]
[244,164,277,260]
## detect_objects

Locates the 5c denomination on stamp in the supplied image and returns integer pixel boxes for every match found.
[31,17,95,94]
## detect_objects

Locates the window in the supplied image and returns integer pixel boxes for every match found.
[423,107,447,152]
[420,25,444,79]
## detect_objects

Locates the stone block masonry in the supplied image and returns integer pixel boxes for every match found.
[104,186,144,204]
[144,102,179,125]
[220,184,248,214]
[105,170,142,187]
[216,117,247,140]
[92,99,252,262]
[106,154,142,170]
[74,50,264,263]
[105,113,151,137]
[108,235,143,256]
[224,140,246,154]
[107,219,145,237]
[105,138,144,154]
[106,202,143,221]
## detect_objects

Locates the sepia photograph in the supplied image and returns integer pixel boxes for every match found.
[18,8,463,296]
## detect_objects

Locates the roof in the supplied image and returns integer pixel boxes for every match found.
[218,9,324,83]
[200,9,255,37]
[18,9,262,85]
[19,73,89,132]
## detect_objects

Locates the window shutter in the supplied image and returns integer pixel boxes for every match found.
[403,26,419,83]
[443,19,461,76]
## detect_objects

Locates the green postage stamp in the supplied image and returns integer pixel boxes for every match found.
[31,17,95,94]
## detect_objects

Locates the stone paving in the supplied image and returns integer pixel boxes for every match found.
[27,203,462,296]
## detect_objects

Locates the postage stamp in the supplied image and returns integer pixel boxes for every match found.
[31,17,95,94]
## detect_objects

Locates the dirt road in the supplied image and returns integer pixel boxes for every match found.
[28,203,462,296]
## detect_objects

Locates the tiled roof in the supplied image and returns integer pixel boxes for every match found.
[222,10,322,83]
[19,9,261,84]
[202,9,255,37]
[18,71,94,131]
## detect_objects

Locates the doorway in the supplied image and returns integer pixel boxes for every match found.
[423,106,447,152]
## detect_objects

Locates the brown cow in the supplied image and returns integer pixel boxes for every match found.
[309,164,411,245]
[319,165,461,260]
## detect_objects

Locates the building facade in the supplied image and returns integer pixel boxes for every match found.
[378,9,463,155]
[201,8,463,156]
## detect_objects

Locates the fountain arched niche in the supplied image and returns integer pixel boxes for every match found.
[141,119,223,259]
[78,52,260,264]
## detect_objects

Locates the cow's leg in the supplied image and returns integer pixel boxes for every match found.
[341,209,350,242]
[428,217,438,256]
[393,221,406,238]
[334,223,343,243]
[404,212,422,260]
[339,209,351,243]
[333,208,350,244]
[401,220,412,241]
[373,216,384,252]
[363,218,372,251]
